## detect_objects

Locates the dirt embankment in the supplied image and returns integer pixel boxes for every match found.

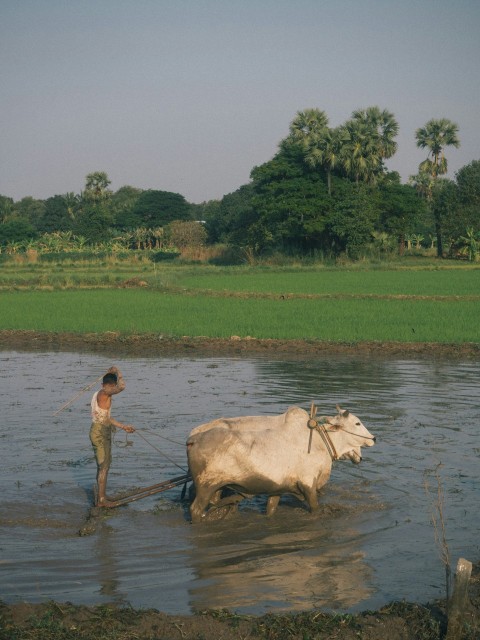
[1,329,480,359]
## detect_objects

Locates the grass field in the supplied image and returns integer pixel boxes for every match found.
[0,287,478,343]
[177,267,480,297]
[0,260,479,344]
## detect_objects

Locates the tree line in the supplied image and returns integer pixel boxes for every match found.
[1,106,479,261]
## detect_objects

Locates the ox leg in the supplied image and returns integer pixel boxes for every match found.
[298,482,319,513]
[266,496,280,517]
[190,485,218,523]
[190,487,229,523]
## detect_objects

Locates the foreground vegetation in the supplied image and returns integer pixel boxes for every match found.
[1,585,479,640]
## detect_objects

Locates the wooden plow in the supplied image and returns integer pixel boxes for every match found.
[95,473,191,508]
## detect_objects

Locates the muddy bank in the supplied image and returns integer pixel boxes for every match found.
[1,329,479,358]
[1,564,479,640]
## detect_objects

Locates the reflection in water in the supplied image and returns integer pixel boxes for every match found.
[0,349,479,614]
[188,504,374,612]
[95,522,128,604]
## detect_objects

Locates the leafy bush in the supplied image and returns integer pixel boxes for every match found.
[151,250,181,262]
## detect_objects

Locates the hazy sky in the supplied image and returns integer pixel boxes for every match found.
[2,0,479,204]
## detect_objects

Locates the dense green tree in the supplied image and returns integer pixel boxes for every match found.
[327,184,381,258]
[379,181,428,254]
[15,197,46,228]
[430,179,459,257]
[111,185,143,228]
[39,195,75,233]
[195,200,221,242]
[0,218,37,247]
[455,160,480,233]
[0,195,15,223]
[130,190,192,228]
[249,147,331,253]
[205,186,254,244]
[74,201,115,241]
[74,172,114,241]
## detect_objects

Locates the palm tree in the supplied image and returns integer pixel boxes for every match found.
[414,119,460,256]
[340,118,381,184]
[63,192,80,223]
[287,108,329,146]
[305,126,345,195]
[352,107,399,161]
[341,107,398,184]
[415,118,460,179]
[84,171,112,201]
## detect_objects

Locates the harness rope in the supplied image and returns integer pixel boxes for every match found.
[307,414,338,459]
[306,403,374,460]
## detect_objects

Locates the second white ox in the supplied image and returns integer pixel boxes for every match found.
[186,405,375,523]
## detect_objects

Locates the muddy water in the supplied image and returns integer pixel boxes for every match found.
[1,350,479,615]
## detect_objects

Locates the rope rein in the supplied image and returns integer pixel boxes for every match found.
[138,427,185,447]
[135,430,188,473]
[114,425,188,474]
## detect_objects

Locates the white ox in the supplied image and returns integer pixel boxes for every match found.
[186,405,375,523]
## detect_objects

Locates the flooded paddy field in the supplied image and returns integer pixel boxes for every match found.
[0,348,479,616]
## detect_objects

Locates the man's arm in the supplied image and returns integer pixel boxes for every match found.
[109,417,135,433]
[106,366,134,432]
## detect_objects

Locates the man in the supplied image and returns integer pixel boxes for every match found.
[90,366,135,506]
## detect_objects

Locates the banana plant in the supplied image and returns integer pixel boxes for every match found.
[459,228,480,262]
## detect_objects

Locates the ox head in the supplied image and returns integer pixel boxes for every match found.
[324,405,376,464]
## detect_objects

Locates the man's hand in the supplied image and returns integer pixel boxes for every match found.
[123,424,135,433]
[108,366,119,374]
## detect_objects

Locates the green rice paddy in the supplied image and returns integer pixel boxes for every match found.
[0,261,479,344]
[0,286,478,344]
[177,267,480,297]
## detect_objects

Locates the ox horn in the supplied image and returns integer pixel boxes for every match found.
[335,404,349,417]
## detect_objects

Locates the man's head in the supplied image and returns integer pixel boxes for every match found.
[102,373,117,386]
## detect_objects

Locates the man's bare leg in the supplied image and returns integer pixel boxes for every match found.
[96,467,114,506]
